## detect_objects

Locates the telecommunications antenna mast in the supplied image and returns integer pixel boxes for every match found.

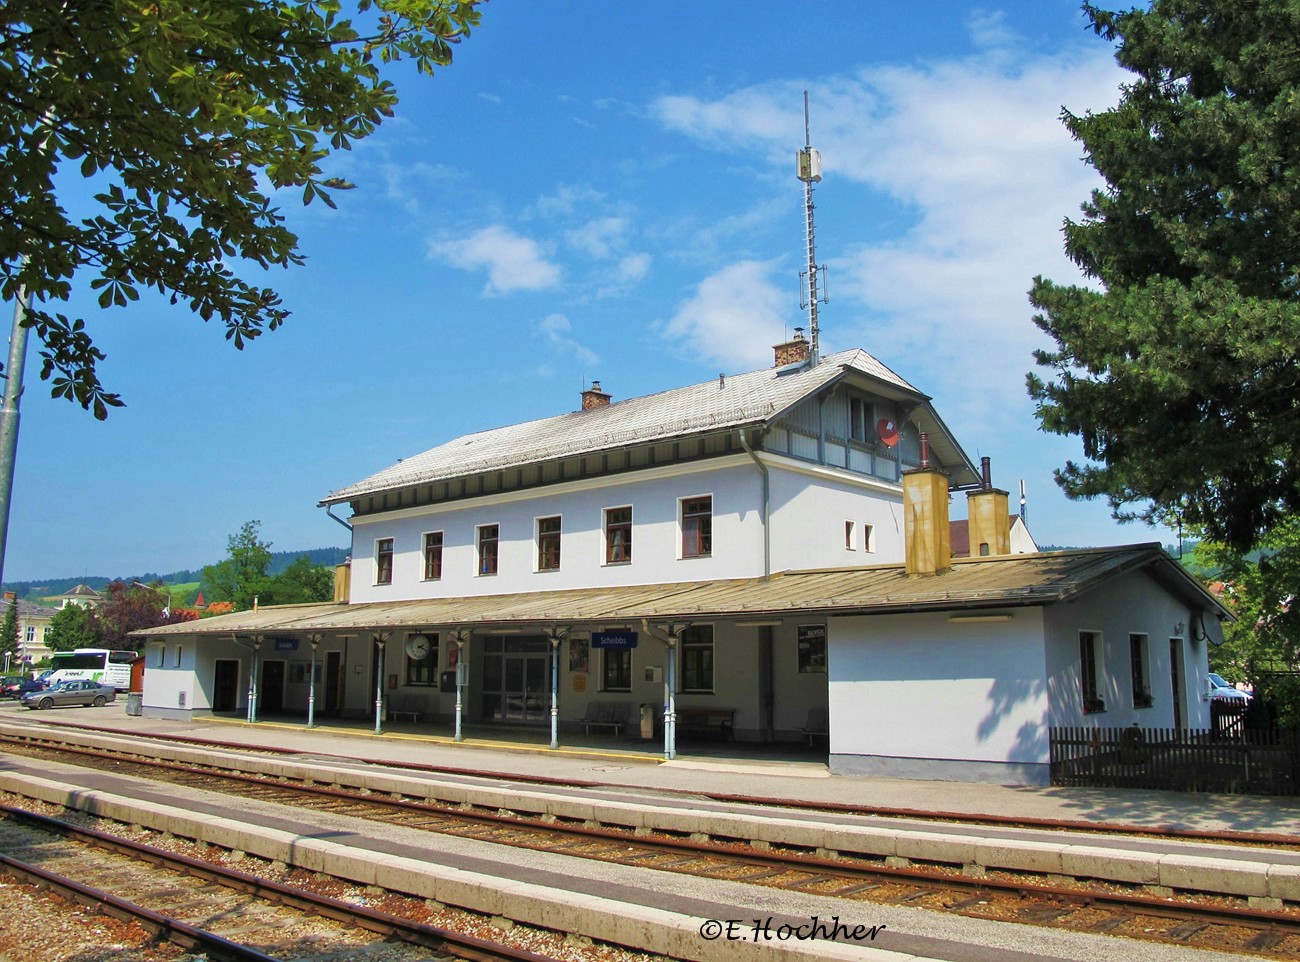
[796,90,828,367]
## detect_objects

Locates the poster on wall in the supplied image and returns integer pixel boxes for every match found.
[569,638,589,673]
[797,625,827,673]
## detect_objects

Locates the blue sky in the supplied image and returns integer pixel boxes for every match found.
[4,1,1173,584]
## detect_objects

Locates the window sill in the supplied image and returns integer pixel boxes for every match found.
[679,554,712,561]
[603,560,632,567]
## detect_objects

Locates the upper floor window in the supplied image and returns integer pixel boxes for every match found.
[477,524,499,576]
[24,626,34,643]
[863,523,875,553]
[681,496,712,559]
[605,506,632,564]
[375,538,394,585]
[537,516,562,571]
[680,624,714,692]
[423,531,443,581]
[850,397,871,442]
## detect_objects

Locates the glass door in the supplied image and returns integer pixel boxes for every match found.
[481,637,552,724]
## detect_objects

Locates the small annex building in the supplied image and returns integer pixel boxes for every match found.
[135,334,1227,785]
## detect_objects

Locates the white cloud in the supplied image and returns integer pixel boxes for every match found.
[427,225,562,295]
[565,217,628,259]
[661,261,788,370]
[648,42,1124,429]
[618,252,651,282]
[537,313,599,367]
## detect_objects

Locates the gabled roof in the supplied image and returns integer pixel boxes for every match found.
[322,348,976,506]
[950,516,1036,557]
[133,544,1227,638]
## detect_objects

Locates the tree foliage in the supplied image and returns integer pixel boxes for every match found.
[1,0,481,416]
[261,555,334,605]
[91,580,192,648]
[46,602,100,652]
[0,595,17,663]
[1194,515,1300,724]
[203,520,274,611]
[1028,0,1300,552]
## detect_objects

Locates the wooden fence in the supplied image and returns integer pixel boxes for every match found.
[1049,720,1300,795]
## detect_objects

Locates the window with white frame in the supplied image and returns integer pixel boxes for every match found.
[844,520,855,550]
[405,632,438,686]
[602,649,631,691]
[681,496,712,559]
[537,516,561,571]
[680,624,714,692]
[863,523,875,552]
[1130,633,1151,707]
[24,626,34,643]
[375,537,394,585]
[422,532,443,581]
[1080,631,1103,713]
[477,524,499,575]
[604,506,632,564]
[172,645,182,668]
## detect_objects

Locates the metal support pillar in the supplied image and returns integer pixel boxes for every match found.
[306,635,320,729]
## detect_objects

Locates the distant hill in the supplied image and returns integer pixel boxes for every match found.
[2,545,350,602]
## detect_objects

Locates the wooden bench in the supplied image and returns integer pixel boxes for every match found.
[677,706,736,740]
[581,700,630,735]
[799,705,829,746]
[387,694,424,722]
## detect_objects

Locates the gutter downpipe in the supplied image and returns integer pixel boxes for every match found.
[738,428,770,578]
[325,503,353,532]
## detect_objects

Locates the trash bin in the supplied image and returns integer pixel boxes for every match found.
[125,692,143,716]
[640,703,655,740]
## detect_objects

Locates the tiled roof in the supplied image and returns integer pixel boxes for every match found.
[321,349,932,506]
[133,544,1227,638]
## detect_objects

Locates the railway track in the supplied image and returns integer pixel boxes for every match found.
[0,803,561,962]
[4,731,1300,959]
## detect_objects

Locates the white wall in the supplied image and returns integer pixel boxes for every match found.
[767,459,905,570]
[828,609,1050,780]
[1044,570,1216,730]
[142,639,198,713]
[348,458,767,602]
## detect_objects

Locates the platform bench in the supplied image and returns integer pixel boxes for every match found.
[387,695,424,723]
[677,706,736,740]
[799,705,829,746]
[581,701,629,736]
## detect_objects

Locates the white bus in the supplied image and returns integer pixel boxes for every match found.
[47,649,137,691]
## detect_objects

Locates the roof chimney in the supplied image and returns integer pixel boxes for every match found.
[580,380,612,410]
[966,456,1011,558]
[903,433,952,576]
[773,328,810,368]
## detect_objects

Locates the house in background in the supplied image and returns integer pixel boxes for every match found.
[58,584,103,609]
[950,515,1038,558]
[134,335,1226,785]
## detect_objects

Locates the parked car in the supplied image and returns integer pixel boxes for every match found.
[1208,672,1250,704]
[1,676,44,699]
[21,680,116,710]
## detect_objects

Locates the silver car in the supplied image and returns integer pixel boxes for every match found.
[21,679,116,710]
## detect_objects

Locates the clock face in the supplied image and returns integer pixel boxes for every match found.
[405,635,430,659]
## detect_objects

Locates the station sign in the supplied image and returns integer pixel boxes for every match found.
[591,630,638,650]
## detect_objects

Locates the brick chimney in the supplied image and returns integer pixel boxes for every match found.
[580,380,612,410]
[773,328,810,367]
[903,434,952,576]
[966,456,1011,558]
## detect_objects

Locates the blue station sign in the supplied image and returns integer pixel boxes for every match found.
[591,630,638,650]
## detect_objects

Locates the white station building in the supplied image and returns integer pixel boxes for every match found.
[136,334,1226,785]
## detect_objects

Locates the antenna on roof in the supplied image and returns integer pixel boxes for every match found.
[796,90,828,367]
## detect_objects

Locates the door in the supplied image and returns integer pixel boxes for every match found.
[1169,638,1185,729]
[261,660,286,714]
[481,637,552,724]
[213,659,239,713]
[325,651,343,715]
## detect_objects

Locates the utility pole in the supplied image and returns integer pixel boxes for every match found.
[0,278,31,587]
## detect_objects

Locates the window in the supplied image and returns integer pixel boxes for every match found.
[605,506,632,564]
[375,538,394,585]
[680,624,714,693]
[602,649,631,691]
[477,524,499,575]
[681,496,712,558]
[1130,633,1151,707]
[172,645,182,668]
[845,520,855,550]
[422,532,443,581]
[1080,631,1103,713]
[155,646,165,669]
[863,524,875,553]
[24,626,34,643]
[850,397,871,442]
[537,516,561,571]
[405,633,438,686]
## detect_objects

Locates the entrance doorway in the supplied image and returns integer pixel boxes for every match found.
[324,651,343,716]
[481,636,551,723]
[213,659,239,713]
[261,660,285,714]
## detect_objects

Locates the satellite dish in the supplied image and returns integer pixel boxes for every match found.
[877,418,900,448]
